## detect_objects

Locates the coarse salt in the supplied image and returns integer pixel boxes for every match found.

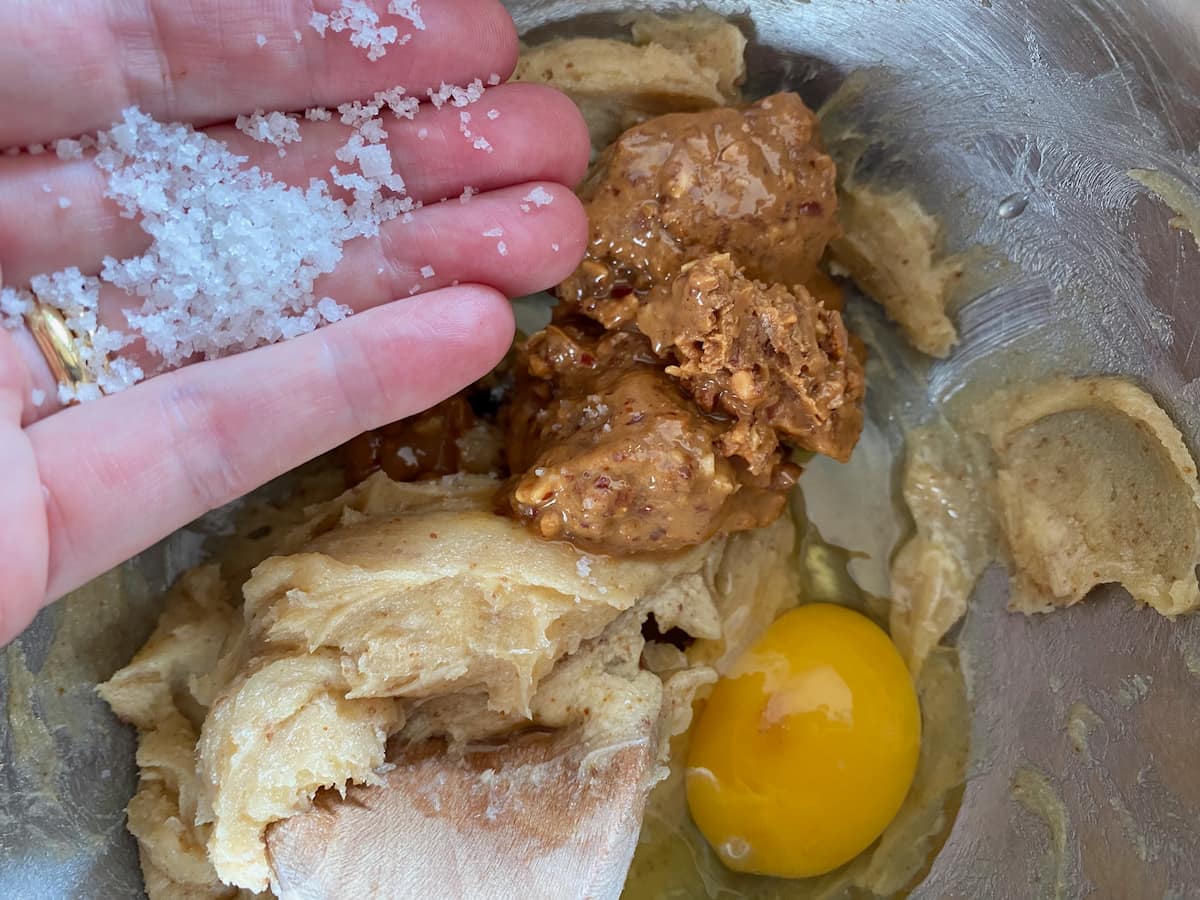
[576,557,592,578]
[523,186,554,208]
[417,127,429,140]
[482,227,504,238]
[388,0,425,30]
[30,389,45,407]
[54,139,84,160]
[7,79,444,400]
[497,241,508,256]
[16,108,368,389]
[235,110,302,156]
[420,265,435,279]
[486,109,500,120]
[317,297,350,323]
[256,33,267,47]
[354,143,394,179]
[0,286,32,330]
[551,243,560,252]
[314,0,420,61]
[57,197,72,209]
[459,186,477,203]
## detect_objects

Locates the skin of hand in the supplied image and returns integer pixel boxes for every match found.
[0,0,591,644]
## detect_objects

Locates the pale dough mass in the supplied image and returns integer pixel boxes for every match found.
[890,376,1200,673]
[101,475,797,895]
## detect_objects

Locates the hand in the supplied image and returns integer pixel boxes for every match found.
[0,0,590,643]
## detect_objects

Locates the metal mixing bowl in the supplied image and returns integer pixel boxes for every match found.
[3,1,1200,897]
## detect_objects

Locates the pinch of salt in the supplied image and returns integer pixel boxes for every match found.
[472,136,492,153]
[305,107,333,122]
[0,286,33,328]
[317,297,349,323]
[236,110,302,156]
[355,144,394,179]
[55,139,84,160]
[523,185,554,207]
[388,0,426,30]
[487,109,500,120]
[497,241,508,256]
[420,265,435,278]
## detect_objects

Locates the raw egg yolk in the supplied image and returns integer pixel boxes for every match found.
[685,603,921,879]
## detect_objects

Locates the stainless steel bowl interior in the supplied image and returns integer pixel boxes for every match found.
[3,1,1200,897]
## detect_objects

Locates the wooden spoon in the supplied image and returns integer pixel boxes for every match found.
[266,721,659,900]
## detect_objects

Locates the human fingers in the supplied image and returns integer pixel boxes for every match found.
[15,181,585,422]
[28,285,514,602]
[0,0,518,147]
[0,82,590,284]
[0,330,49,642]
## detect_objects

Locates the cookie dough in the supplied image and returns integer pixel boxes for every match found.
[512,13,745,151]
[891,376,1200,673]
[830,182,962,358]
[102,474,797,896]
[988,377,1200,616]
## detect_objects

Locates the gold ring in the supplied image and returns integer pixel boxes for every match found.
[25,303,93,388]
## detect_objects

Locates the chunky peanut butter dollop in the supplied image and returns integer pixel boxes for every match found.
[348,92,862,557]
[558,92,840,328]
[639,253,865,468]
[505,322,795,554]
